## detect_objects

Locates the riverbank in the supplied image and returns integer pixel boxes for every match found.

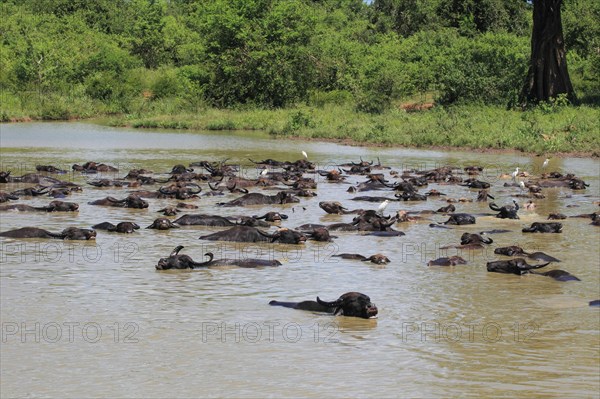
[104,103,600,156]
[4,102,599,156]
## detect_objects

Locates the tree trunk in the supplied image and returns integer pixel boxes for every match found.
[520,0,575,105]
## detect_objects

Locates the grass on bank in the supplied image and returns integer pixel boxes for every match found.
[1,90,599,155]
[106,102,599,155]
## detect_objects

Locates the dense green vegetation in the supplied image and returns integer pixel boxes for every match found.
[1,0,599,153]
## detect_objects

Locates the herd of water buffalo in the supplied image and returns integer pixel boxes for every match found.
[1,157,599,317]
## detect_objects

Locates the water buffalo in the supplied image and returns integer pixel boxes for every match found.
[92,222,140,233]
[87,179,131,188]
[460,232,493,245]
[479,229,512,234]
[486,258,550,275]
[1,172,64,185]
[441,233,492,250]
[463,179,491,189]
[157,247,281,270]
[476,190,495,202]
[442,213,476,225]
[522,222,562,233]
[269,292,378,319]
[363,230,405,237]
[350,196,397,203]
[425,189,446,196]
[199,226,306,244]
[303,227,335,242]
[157,207,180,216]
[10,186,50,196]
[395,191,427,201]
[0,192,19,203]
[489,201,519,219]
[147,218,180,230]
[88,194,148,208]
[428,256,467,266]
[332,253,390,264]
[36,165,67,174]
[317,169,346,182]
[73,162,118,173]
[531,269,580,281]
[174,214,236,227]
[201,252,282,268]
[0,227,96,240]
[253,212,289,222]
[548,213,567,220]
[218,191,299,206]
[0,201,79,212]
[493,246,561,262]
[319,201,356,214]
[494,246,527,256]
[436,204,456,213]
[156,246,212,269]
[157,182,202,199]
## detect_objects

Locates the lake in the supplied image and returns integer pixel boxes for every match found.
[1,122,599,398]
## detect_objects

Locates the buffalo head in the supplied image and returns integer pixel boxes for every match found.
[317,292,378,319]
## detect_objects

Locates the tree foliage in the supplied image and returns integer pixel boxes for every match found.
[1,0,597,113]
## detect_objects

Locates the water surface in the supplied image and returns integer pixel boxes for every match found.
[1,122,599,398]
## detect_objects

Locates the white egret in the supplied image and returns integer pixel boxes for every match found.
[302,151,308,159]
[511,167,519,182]
[377,199,390,215]
[542,158,549,169]
[519,181,526,193]
[260,167,268,176]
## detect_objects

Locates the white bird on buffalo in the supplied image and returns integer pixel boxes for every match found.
[377,200,390,215]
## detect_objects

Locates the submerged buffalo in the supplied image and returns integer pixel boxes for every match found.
[218,191,299,206]
[332,253,390,264]
[428,256,467,266]
[0,192,19,203]
[489,201,519,219]
[494,246,561,262]
[319,201,356,215]
[486,258,550,275]
[461,232,493,245]
[533,269,580,281]
[199,226,306,244]
[174,214,237,227]
[147,218,180,230]
[522,222,562,233]
[156,246,281,270]
[442,213,476,225]
[0,200,79,212]
[156,246,212,269]
[92,222,140,233]
[88,194,148,209]
[0,227,96,240]
[269,292,378,319]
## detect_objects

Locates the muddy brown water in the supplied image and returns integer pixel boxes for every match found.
[1,122,599,398]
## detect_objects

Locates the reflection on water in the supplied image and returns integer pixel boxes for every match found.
[1,122,599,398]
